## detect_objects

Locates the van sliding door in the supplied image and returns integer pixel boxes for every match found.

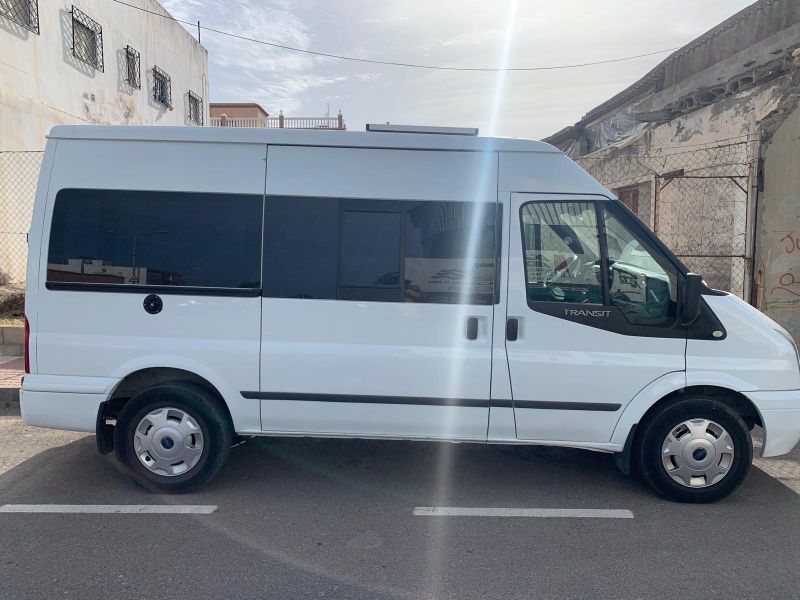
[255,146,499,440]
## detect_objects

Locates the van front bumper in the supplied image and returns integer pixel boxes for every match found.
[744,389,800,457]
[20,375,120,433]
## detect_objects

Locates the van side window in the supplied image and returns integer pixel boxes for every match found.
[339,211,402,302]
[521,202,603,304]
[602,207,677,326]
[264,196,500,305]
[405,202,498,305]
[46,189,262,290]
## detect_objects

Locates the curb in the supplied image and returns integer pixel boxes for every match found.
[0,326,24,357]
[0,387,20,416]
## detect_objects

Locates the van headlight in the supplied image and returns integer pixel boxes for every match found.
[776,328,800,366]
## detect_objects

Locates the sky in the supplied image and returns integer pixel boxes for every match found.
[158,0,756,140]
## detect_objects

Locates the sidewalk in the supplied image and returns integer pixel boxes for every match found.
[0,356,23,416]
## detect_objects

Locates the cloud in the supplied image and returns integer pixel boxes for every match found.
[161,0,757,135]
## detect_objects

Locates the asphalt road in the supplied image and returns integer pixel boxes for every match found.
[1,425,799,600]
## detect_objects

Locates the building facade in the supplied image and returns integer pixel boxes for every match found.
[1,0,209,151]
[0,0,209,296]
[210,103,346,130]
[544,0,800,341]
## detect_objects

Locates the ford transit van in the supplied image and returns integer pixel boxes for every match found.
[21,124,800,502]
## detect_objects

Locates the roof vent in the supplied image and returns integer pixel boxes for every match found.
[366,124,479,136]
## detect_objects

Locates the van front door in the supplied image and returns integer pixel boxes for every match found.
[254,146,500,440]
[504,194,686,443]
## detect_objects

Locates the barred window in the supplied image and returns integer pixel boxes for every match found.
[71,5,103,71]
[0,0,39,33]
[153,66,172,107]
[125,46,140,89]
[187,91,203,125]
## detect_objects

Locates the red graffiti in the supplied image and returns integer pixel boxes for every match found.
[781,233,800,254]
[771,272,800,298]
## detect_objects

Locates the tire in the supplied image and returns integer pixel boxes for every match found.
[114,382,232,493]
[636,396,752,503]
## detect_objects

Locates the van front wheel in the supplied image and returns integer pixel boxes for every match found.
[113,383,232,493]
[636,397,752,503]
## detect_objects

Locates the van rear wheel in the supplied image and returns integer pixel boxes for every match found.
[636,397,752,503]
[113,382,232,493]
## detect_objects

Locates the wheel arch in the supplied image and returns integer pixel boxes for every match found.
[96,367,236,454]
[611,372,763,474]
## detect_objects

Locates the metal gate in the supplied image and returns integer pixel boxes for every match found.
[576,136,757,300]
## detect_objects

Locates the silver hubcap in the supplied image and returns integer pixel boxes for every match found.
[134,408,204,477]
[661,418,734,488]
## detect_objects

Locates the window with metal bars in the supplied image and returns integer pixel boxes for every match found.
[187,91,203,125]
[125,46,140,89]
[71,5,103,71]
[153,66,172,108]
[0,0,39,33]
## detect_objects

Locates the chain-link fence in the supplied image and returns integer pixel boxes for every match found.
[0,151,43,313]
[576,136,757,299]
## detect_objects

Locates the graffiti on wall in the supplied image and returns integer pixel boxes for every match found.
[764,196,800,337]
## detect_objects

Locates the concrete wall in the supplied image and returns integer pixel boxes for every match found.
[0,0,209,151]
[754,106,800,339]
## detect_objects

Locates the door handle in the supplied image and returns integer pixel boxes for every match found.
[506,318,519,341]
[466,317,479,340]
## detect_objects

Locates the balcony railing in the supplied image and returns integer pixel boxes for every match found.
[209,117,262,127]
[210,113,345,130]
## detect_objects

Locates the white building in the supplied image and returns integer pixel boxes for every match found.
[0,0,209,289]
[0,0,209,151]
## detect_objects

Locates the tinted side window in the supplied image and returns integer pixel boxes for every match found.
[341,211,402,290]
[405,202,497,305]
[263,196,499,304]
[47,189,262,289]
[263,196,339,299]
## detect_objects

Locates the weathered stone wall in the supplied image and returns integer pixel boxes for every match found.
[754,106,800,339]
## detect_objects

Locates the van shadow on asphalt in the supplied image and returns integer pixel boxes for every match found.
[1,434,796,516]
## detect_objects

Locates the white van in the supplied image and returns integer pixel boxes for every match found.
[21,124,800,502]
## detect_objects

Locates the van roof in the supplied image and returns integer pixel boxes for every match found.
[48,125,561,154]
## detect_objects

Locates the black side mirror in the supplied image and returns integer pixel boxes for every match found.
[682,273,703,325]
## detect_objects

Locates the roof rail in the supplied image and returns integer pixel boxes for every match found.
[366,124,479,136]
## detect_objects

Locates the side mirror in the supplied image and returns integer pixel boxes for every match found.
[682,273,703,325]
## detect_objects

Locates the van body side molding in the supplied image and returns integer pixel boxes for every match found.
[242,391,620,411]
[513,400,621,411]
[242,391,488,407]
[490,399,620,411]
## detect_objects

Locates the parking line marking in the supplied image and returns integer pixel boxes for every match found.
[413,507,634,518]
[0,504,218,514]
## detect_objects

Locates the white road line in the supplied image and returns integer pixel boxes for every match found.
[413,507,634,518]
[0,504,218,514]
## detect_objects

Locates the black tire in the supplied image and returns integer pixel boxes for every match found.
[114,382,232,493]
[636,397,752,503]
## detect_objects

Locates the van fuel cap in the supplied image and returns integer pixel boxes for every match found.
[143,294,163,315]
